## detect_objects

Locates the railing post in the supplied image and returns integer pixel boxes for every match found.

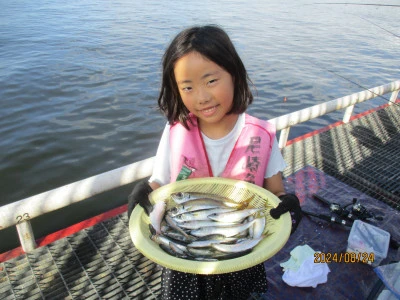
[279,127,290,149]
[389,90,399,106]
[343,105,354,123]
[16,220,37,252]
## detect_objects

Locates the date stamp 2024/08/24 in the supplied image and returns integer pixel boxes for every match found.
[314,252,375,264]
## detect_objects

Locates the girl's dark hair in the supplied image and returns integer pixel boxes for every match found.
[157,25,254,128]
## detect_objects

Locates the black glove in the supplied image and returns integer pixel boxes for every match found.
[127,180,154,217]
[270,193,302,234]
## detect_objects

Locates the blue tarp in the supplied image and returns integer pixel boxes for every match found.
[263,166,400,300]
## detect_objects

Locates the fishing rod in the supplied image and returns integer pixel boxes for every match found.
[303,207,399,249]
[312,194,384,222]
[303,194,399,249]
[309,4,399,103]
[301,209,352,226]
[357,16,400,39]
[304,57,396,105]
[314,3,400,8]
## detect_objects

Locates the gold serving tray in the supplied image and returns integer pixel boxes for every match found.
[129,177,291,274]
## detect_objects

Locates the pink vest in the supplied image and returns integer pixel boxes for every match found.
[169,114,276,187]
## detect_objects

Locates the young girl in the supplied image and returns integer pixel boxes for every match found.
[128,25,301,300]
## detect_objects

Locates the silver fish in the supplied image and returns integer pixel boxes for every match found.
[194,257,218,261]
[188,247,252,260]
[187,247,216,258]
[159,244,189,258]
[171,207,237,222]
[211,236,265,253]
[196,234,235,241]
[190,219,256,238]
[163,230,195,243]
[252,212,266,238]
[208,208,263,223]
[160,224,170,234]
[248,215,255,238]
[170,192,242,205]
[151,191,268,261]
[150,234,188,254]
[187,237,238,248]
[213,249,253,260]
[165,214,193,240]
[149,200,167,234]
[169,199,244,217]
[169,242,188,256]
[177,220,237,230]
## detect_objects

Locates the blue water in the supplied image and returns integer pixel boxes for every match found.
[0,0,399,252]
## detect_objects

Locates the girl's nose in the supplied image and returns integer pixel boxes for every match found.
[197,88,211,104]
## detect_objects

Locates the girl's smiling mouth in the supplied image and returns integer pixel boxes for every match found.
[199,105,219,117]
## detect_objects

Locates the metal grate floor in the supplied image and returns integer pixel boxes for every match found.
[1,102,399,299]
[282,102,400,210]
[0,214,162,299]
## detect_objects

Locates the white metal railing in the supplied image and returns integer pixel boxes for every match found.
[1,80,399,253]
[270,80,400,148]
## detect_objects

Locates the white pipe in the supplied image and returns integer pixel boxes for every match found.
[269,80,400,130]
[0,157,154,230]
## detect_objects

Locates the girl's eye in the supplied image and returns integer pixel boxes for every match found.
[208,79,218,85]
[182,87,192,92]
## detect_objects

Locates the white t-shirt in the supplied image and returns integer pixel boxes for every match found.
[149,113,287,186]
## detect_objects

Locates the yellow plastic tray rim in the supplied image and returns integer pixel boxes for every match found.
[129,178,291,274]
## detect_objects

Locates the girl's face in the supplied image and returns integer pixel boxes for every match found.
[174,51,237,136]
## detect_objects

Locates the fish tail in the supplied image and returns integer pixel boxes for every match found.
[149,224,157,235]
[238,195,255,209]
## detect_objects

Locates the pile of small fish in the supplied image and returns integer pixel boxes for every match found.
[148,192,268,261]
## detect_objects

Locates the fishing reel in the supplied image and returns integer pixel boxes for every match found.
[311,194,383,222]
[304,194,398,249]
[347,198,383,221]
[312,194,351,220]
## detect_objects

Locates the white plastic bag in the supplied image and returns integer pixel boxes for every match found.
[374,262,400,299]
